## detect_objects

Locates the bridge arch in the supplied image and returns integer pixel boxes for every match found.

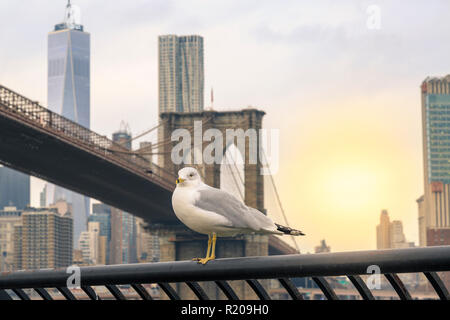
[220,142,245,201]
[159,109,265,212]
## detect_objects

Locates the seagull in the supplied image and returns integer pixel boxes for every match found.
[171,167,305,264]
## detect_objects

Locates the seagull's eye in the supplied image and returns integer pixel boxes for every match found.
[189,173,194,177]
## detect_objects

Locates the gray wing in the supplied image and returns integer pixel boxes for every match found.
[194,185,276,232]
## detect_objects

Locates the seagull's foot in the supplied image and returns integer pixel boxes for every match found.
[197,256,215,265]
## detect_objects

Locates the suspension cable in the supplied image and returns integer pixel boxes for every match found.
[108,117,213,155]
[261,149,300,253]
[224,159,245,201]
[119,119,170,146]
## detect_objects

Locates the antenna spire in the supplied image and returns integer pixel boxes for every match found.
[210,87,214,110]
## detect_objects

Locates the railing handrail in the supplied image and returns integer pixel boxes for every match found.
[1,246,449,290]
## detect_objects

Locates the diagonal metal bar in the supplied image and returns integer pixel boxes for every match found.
[131,284,152,300]
[56,287,77,300]
[215,280,239,300]
[246,279,271,300]
[312,277,339,300]
[12,288,30,300]
[424,272,449,300]
[347,275,375,300]
[0,289,12,300]
[34,288,53,300]
[384,274,412,300]
[157,283,180,300]
[81,286,100,300]
[105,285,126,300]
[278,278,303,300]
[186,282,209,300]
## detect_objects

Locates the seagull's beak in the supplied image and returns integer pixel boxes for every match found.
[176,178,185,185]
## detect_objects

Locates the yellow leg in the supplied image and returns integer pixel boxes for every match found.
[197,233,217,265]
[210,233,217,260]
[193,234,212,262]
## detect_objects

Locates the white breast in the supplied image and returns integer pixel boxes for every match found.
[171,186,230,235]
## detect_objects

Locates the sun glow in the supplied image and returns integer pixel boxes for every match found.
[271,97,422,252]
[320,165,379,212]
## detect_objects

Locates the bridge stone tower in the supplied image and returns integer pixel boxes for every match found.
[160,109,265,211]
[157,109,268,299]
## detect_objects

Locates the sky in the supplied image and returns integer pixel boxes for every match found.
[2,0,450,253]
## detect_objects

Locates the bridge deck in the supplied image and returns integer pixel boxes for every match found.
[0,85,178,224]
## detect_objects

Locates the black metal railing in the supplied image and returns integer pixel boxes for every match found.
[0,246,449,300]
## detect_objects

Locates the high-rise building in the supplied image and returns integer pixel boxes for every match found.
[389,220,415,249]
[109,207,122,265]
[376,209,391,249]
[13,224,22,271]
[109,208,137,264]
[108,127,137,264]
[416,195,426,246]
[89,203,111,264]
[48,1,90,124]
[0,207,22,272]
[0,166,30,210]
[136,218,160,263]
[39,185,47,208]
[418,75,450,246]
[376,210,414,249]
[390,220,405,245]
[46,1,90,246]
[78,221,106,265]
[139,141,153,164]
[158,35,204,113]
[112,122,132,149]
[17,204,73,270]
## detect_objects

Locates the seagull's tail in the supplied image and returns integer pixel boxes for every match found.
[275,223,305,236]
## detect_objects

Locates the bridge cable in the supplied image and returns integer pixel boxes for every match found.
[223,158,245,201]
[108,117,213,155]
[226,145,300,252]
[261,149,300,253]
[117,119,168,147]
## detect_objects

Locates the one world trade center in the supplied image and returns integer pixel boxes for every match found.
[46,1,90,245]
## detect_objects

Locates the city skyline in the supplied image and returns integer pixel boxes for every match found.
[3,1,450,252]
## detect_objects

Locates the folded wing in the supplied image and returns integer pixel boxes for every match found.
[194,185,279,233]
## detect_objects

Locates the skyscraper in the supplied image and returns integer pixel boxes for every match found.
[89,203,111,264]
[0,207,22,272]
[78,221,105,265]
[376,209,391,249]
[0,166,30,210]
[109,126,137,264]
[17,205,73,270]
[46,1,90,246]
[419,75,450,246]
[376,210,415,249]
[136,217,160,262]
[158,35,204,113]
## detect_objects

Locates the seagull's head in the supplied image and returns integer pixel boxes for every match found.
[176,167,202,187]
